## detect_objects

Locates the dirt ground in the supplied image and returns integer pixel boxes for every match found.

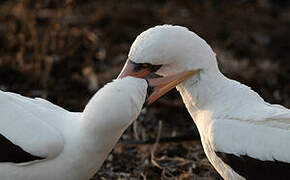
[0,0,289,179]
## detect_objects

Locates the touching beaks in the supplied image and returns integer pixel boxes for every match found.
[117,59,200,106]
[145,69,201,105]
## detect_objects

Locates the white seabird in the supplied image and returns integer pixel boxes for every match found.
[0,75,193,180]
[118,25,290,180]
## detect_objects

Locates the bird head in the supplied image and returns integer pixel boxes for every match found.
[118,25,218,104]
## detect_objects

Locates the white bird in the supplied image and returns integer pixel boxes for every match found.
[118,25,290,180]
[0,77,147,180]
[0,70,192,180]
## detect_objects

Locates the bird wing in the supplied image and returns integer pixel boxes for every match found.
[261,103,290,126]
[0,90,66,164]
[209,104,290,179]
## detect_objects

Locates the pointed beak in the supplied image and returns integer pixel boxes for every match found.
[117,59,151,79]
[145,69,200,105]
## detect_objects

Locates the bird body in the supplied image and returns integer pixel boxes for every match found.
[120,25,290,180]
[177,69,290,180]
[0,77,147,180]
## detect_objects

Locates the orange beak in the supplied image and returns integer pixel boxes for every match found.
[145,70,200,105]
[117,59,152,79]
[118,59,200,105]
[117,60,200,105]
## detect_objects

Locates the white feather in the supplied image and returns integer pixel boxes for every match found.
[0,76,147,180]
[129,24,290,180]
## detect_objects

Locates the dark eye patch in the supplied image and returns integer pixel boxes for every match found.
[150,64,162,72]
[134,63,151,71]
[133,64,146,71]
[141,63,150,68]
[129,60,162,72]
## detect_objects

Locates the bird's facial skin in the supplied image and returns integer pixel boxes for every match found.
[117,60,200,105]
[117,59,162,79]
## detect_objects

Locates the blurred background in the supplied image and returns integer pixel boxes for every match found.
[0,0,289,179]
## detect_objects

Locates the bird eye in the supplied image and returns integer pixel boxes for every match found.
[130,60,162,73]
[142,63,149,68]
[133,63,151,72]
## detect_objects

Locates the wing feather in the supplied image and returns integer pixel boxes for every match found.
[0,90,66,162]
[210,104,290,163]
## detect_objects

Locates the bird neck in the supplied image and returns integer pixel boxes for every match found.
[74,111,131,176]
[80,94,133,152]
[78,120,125,172]
[77,97,135,175]
[176,68,265,124]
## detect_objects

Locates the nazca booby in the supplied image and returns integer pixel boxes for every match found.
[118,25,290,180]
[0,75,194,180]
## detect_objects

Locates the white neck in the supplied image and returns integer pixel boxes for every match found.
[175,59,273,180]
[77,97,138,176]
[76,119,128,177]
[71,77,147,178]
[176,66,265,125]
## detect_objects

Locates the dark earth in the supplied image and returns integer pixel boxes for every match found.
[0,0,289,179]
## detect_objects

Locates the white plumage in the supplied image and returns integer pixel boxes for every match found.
[124,25,290,180]
[0,77,147,180]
